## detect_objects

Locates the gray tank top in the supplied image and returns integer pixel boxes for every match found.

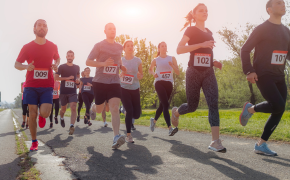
[121,56,142,90]
[154,56,173,84]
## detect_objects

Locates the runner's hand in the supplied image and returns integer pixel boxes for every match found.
[154,73,158,78]
[75,78,80,84]
[27,61,35,71]
[168,61,173,67]
[200,40,215,49]
[137,72,143,80]
[119,71,125,78]
[104,57,114,66]
[51,63,58,72]
[246,72,258,84]
[67,75,74,80]
[87,82,93,86]
[213,61,222,70]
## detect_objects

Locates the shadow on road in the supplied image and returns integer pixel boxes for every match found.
[154,137,278,180]
[73,126,96,137]
[74,144,163,180]
[263,157,290,168]
[0,156,21,180]
[43,134,73,152]
[0,131,15,138]
[120,129,149,141]
[94,126,113,134]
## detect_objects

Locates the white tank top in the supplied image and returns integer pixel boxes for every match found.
[154,56,173,84]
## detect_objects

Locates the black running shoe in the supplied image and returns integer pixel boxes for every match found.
[54,117,58,124]
[84,116,88,124]
[131,124,136,130]
[87,120,92,126]
[21,122,25,128]
[77,115,80,122]
[26,125,29,129]
[61,119,65,128]
[50,122,53,129]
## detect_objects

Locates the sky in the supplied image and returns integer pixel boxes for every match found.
[0,0,284,103]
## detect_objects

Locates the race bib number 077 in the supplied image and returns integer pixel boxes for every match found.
[34,68,49,79]
[194,53,211,67]
[103,64,118,74]
[65,80,75,88]
[271,51,288,65]
[121,74,134,85]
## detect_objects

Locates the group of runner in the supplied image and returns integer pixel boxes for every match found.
[16,0,290,156]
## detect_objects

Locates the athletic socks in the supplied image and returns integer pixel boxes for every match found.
[70,124,74,127]
[32,139,37,142]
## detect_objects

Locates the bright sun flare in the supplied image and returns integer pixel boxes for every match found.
[124,7,141,17]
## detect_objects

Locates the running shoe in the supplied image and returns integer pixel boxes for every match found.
[208,139,227,153]
[30,141,39,151]
[131,124,136,130]
[150,118,155,132]
[26,125,29,129]
[104,122,108,127]
[84,116,88,124]
[169,127,178,136]
[125,135,134,143]
[77,115,80,122]
[90,104,96,120]
[54,117,58,124]
[38,115,46,128]
[254,143,277,156]
[50,122,53,129]
[61,119,65,128]
[171,107,179,127]
[240,102,253,126]
[21,122,25,128]
[112,134,126,149]
[87,120,92,126]
[69,125,75,135]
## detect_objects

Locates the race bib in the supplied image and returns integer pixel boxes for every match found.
[271,51,288,65]
[83,85,91,91]
[103,64,118,74]
[65,80,75,88]
[121,74,134,85]
[52,90,58,95]
[33,68,49,79]
[160,71,172,80]
[194,53,211,67]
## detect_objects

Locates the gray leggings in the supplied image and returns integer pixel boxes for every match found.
[178,67,220,127]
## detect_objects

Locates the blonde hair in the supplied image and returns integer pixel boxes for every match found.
[180,3,206,31]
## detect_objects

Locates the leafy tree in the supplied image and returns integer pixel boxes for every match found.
[14,93,22,108]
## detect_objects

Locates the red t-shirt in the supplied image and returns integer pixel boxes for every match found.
[16,40,60,88]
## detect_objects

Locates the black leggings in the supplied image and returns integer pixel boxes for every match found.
[78,93,83,116]
[121,88,141,133]
[22,100,29,117]
[178,67,220,127]
[82,92,94,120]
[49,98,59,122]
[154,81,173,127]
[254,75,287,141]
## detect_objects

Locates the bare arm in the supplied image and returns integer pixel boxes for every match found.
[176,35,215,55]
[15,61,31,71]
[149,59,157,76]
[21,83,23,93]
[79,81,83,93]
[86,58,106,67]
[137,62,143,80]
[54,73,73,81]
[170,57,180,75]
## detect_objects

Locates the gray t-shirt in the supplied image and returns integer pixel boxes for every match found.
[88,40,123,84]
[120,56,142,90]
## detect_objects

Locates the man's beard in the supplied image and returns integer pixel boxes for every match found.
[34,30,47,38]
[67,59,74,63]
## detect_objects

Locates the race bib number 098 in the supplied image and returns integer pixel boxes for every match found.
[271,51,288,65]
[65,80,75,88]
[103,64,118,74]
[121,74,134,85]
[194,53,211,67]
[160,71,172,80]
[84,85,91,91]
[34,68,49,79]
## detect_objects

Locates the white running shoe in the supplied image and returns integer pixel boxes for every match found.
[90,103,96,120]
[104,121,108,127]
[112,134,126,149]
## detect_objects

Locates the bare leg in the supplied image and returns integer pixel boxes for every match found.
[70,102,77,125]
[60,105,67,118]
[108,98,121,137]
[39,103,52,118]
[28,105,38,140]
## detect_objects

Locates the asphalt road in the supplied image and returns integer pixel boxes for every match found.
[0,109,21,180]
[12,109,290,180]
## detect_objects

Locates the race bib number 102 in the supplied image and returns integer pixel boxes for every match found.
[194,53,211,67]
[121,74,134,85]
[65,80,75,88]
[34,68,49,79]
[271,51,288,65]
[103,64,118,74]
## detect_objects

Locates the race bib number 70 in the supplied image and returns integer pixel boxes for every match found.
[103,64,118,74]
[34,68,49,79]
[271,51,288,65]
[194,53,211,67]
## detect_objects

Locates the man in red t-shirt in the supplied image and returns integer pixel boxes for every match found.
[14,19,60,151]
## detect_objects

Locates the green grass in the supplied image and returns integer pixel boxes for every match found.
[65,108,290,142]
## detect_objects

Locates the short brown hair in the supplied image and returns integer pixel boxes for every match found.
[84,67,90,71]
[34,19,46,27]
[67,50,74,55]
[123,40,134,49]
[266,0,274,14]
